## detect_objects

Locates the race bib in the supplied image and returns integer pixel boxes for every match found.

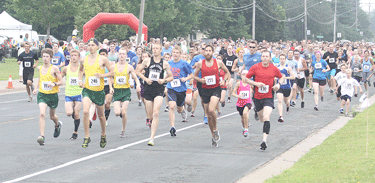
[240,91,249,99]
[116,76,127,85]
[42,81,52,91]
[346,83,352,90]
[104,78,109,85]
[205,75,216,85]
[148,71,160,81]
[220,77,223,82]
[89,76,100,87]
[281,78,287,85]
[253,59,257,62]
[364,65,370,70]
[171,79,181,88]
[258,85,269,93]
[51,58,59,64]
[66,55,71,60]
[24,61,31,68]
[69,77,78,86]
[354,68,359,72]
[315,63,322,69]
[329,58,335,63]
[226,61,233,66]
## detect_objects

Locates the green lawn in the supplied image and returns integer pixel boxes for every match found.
[0,58,43,81]
[265,104,375,183]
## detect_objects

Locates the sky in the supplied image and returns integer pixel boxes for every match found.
[360,0,375,13]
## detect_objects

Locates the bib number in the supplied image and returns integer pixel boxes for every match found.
[42,81,52,91]
[24,61,31,67]
[205,75,216,86]
[315,63,322,69]
[354,68,359,72]
[281,79,287,85]
[364,65,370,70]
[329,58,335,63]
[116,76,127,85]
[253,59,257,62]
[258,85,269,93]
[148,71,160,81]
[69,77,78,86]
[226,61,233,66]
[89,76,100,87]
[104,78,109,85]
[51,58,59,64]
[240,91,249,99]
[171,79,181,88]
[66,55,71,60]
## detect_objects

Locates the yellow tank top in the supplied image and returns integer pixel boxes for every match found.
[65,64,83,96]
[84,55,105,91]
[39,65,58,94]
[114,63,130,89]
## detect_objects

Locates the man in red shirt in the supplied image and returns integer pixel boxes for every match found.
[193,45,230,147]
[244,51,284,150]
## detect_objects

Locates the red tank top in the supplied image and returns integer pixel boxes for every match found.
[219,69,227,89]
[202,58,220,89]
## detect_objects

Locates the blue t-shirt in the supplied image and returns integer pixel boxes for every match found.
[272,57,280,65]
[127,51,136,60]
[190,54,205,78]
[64,50,70,66]
[51,52,66,70]
[167,59,193,92]
[363,58,372,73]
[243,52,261,70]
[162,47,173,56]
[130,55,139,69]
[312,59,328,80]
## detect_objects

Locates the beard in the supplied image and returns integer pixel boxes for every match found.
[204,54,212,61]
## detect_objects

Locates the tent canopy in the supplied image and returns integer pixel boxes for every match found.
[0,11,32,30]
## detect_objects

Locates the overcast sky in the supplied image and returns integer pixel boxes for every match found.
[360,0,374,13]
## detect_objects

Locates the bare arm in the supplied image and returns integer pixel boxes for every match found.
[160,61,173,84]
[136,58,151,84]
[231,59,239,72]
[53,66,63,86]
[32,66,41,94]
[231,82,240,98]
[78,58,85,88]
[192,61,204,83]
[129,65,141,90]
[61,67,67,78]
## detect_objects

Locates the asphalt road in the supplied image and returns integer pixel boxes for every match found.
[1,86,372,183]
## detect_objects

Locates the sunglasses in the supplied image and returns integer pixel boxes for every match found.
[249,46,256,49]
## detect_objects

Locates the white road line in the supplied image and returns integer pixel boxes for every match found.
[0,93,65,104]
[4,111,238,183]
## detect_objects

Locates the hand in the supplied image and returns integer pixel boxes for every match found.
[255,82,265,88]
[322,69,327,73]
[17,61,21,65]
[32,89,37,95]
[94,73,102,78]
[326,56,330,60]
[33,65,37,68]
[272,83,280,91]
[47,83,55,88]
[79,81,85,88]
[157,79,164,85]
[335,90,338,94]
[201,78,206,84]
[145,78,152,85]
[180,77,187,82]
[109,87,114,94]
[220,80,225,86]
[136,85,141,93]
[189,79,193,86]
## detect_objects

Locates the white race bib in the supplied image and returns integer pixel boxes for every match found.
[116,76,127,85]
[329,58,335,63]
[69,77,79,86]
[281,79,287,85]
[66,55,71,60]
[104,78,109,85]
[346,83,352,90]
[226,61,233,66]
[148,71,160,81]
[258,85,269,93]
[364,65,370,70]
[253,59,257,62]
[24,61,31,68]
[354,68,359,72]
[240,91,249,99]
[51,58,59,64]
[171,79,181,88]
[89,76,100,87]
[315,63,322,69]
[205,75,216,85]
[42,81,52,91]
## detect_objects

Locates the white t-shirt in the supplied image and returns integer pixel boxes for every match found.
[334,71,347,86]
[339,78,360,97]
[80,51,86,59]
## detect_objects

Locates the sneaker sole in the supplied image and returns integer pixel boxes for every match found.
[37,137,44,146]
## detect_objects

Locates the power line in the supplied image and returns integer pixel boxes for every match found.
[192,0,253,10]
[256,4,305,22]
[187,0,253,13]
[307,12,334,25]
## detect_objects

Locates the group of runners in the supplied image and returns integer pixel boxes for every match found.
[17,38,374,150]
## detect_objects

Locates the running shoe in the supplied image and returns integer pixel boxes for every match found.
[330,89,333,94]
[286,107,290,115]
[146,118,150,126]
[339,108,344,114]
[138,101,142,107]
[278,116,284,123]
[82,137,91,148]
[28,96,32,102]
[37,136,45,146]
[53,121,62,138]
[187,104,192,112]
[260,142,267,150]
[213,130,220,141]
[204,116,208,124]
[212,138,218,147]
[70,133,78,140]
[321,96,324,101]
[314,106,319,111]
[30,85,35,92]
[308,88,312,93]
[149,119,153,128]
[89,120,92,128]
[100,135,106,148]
[345,112,349,117]
[301,101,305,108]
[191,111,195,117]
[164,106,169,112]
[291,101,296,107]
[369,82,371,87]
[354,94,358,97]
[217,112,221,117]
[181,109,187,122]
[221,101,226,107]
[148,138,154,146]
[254,112,259,121]
[243,130,249,137]
[170,127,176,137]
[119,131,125,138]
[227,98,231,103]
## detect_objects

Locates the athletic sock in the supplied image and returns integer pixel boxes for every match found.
[74,119,80,132]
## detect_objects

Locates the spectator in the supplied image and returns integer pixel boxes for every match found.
[17,42,26,82]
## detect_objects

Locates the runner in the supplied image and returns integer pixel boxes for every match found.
[163,53,172,112]
[108,42,119,63]
[362,50,373,91]
[51,42,66,70]
[311,51,330,111]
[338,69,363,116]
[276,54,295,122]
[113,48,141,138]
[322,44,338,93]
[32,48,63,146]
[98,49,114,125]
[223,45,237,103]
[64,43,73,66]
[192,45,230,147]
[136,51,152,125]
[351,55,362,97]
[78,38,114,148]
[334,65,348,101]
[131,46,144,107]
[216,55,227,114]
[232,70,253,137]
[294,49,307,108]
[61,49,83,140]
[286,50,298,107]
[136,43,173,146]
[18,42,38,102]
[167,46,193,136]
[232,48,245,82]
[244,50,284,150]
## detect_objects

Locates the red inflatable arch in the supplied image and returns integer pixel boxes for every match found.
[83,13,148,42]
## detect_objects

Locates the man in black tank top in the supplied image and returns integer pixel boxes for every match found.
[136,44,173,146]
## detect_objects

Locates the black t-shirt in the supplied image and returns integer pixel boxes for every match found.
[322,51,338,70]
[45,43,52,49]
[18,51,38,70]
[223,53,237,74]
[219,48,227,55]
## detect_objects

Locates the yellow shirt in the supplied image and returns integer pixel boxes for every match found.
[39,65,58,94]
[84,55,105,91]
[114,63,130,89]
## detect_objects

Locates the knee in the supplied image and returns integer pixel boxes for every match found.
[83,110,89,116]
[49,114,55,120]
[169,105,176,111]
[153,111,159,118]
[27,81,32,85]
[208,108,215,115]
[66,112,73,117]
[105,103,110,109]
[40,112,46,119]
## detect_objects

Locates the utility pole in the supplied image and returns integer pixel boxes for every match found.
[356,0,358,30]
[252,0,256,40]
[137,0,145,46]
[304,0,307,41]
[333,0,337,42]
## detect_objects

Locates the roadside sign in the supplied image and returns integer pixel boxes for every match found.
[337,33,341,38]
[307,30,311,36]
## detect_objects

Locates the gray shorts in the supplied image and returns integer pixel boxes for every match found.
[362,72,371,82]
